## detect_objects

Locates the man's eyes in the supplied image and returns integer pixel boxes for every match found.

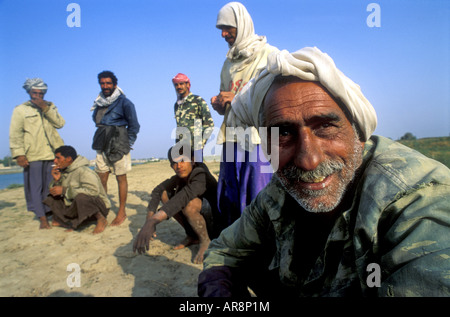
[272,122,340,140]
[278,126,294,137]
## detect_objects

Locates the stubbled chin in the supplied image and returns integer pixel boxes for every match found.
[276,174,344,213]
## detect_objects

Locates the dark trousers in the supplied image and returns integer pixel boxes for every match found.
[43,193,109,229]
[23,160,53,218]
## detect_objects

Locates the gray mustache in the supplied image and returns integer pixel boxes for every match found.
[279,160,344,183]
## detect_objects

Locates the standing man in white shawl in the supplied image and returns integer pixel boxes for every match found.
[211,2,279,227]
[9,78,65,229]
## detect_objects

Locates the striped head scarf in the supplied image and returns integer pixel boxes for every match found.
[23,78,48,94]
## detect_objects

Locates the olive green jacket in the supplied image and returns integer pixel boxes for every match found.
[202,135,450,297]
[50,155,110,209]
[9,101,65,161]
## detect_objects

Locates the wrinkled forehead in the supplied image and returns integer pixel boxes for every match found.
[262,76,353,125]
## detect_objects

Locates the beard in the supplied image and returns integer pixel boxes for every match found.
[275,135,363,213]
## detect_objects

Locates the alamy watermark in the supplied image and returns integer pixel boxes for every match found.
[66,263,81,287]
[171,121,279,174]
[366,263,381,288]
[66,3,81,28]
[64,261,380,289]
[66,3,380,29]
[367,3,381,28]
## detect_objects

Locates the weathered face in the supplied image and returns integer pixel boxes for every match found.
[219,26,237,46]
[263,78,364,213]
[171,155,194,179]
[99,77,116,97]
[54,152,73,170]
[174,82,190,98]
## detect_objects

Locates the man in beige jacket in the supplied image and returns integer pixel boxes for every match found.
[9,78,65,229]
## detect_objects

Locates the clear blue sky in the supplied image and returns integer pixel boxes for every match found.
[1,0,449,160]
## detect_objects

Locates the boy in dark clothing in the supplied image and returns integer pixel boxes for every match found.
[133,145,220,264]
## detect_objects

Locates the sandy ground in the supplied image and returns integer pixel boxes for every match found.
[0,160,220,297]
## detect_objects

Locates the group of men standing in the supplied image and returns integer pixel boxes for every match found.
[9,70,140,233]
[8,2,271,249]
[8,2,450,297]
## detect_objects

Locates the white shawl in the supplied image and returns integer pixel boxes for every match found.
[91,87,125,111]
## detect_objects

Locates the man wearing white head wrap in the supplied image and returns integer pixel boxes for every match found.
[228,47,377,141]
[211,2,279,227]
[10,77,65,229]
[199,47,450,297]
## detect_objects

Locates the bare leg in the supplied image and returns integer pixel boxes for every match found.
[97,171,110,194]
[180,198,211,264]
[172,212,199,249]
[111,174,127,226]
[170,193,200,249]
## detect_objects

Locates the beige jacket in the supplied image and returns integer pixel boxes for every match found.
[9,101,65,161]
[50,155,110,208]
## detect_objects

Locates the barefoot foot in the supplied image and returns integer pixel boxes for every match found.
[193,239,211,264]
[39,217,51,229]
[110,213,127,226]
[174,236,198,250]
[93,217,108,234]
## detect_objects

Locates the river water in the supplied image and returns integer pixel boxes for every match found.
[0,170,23,190]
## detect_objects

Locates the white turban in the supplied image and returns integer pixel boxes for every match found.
[23,78,48,94]
[228,47,378,142]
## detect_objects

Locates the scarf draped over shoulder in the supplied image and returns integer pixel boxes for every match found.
[91,87,125,111]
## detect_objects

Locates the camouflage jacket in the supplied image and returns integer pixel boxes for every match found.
[174,93,214,150]
[201,135,450,297]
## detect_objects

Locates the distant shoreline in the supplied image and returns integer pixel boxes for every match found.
[0,168,22,175]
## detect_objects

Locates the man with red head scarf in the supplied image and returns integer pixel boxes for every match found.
[172,73,214,162]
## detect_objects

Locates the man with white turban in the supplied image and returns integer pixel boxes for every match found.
[10,78,65,229]
[198,47,450,297]
[211,2,279,227]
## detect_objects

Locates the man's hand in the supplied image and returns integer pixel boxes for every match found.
[49,185,64,197]
[51,165,61,181]
[133,220,157,254]
[30,97,50,111]
[16,155,29,168]
[217,91,234,105]
[211,91,234,115]
[133,210,168,254]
